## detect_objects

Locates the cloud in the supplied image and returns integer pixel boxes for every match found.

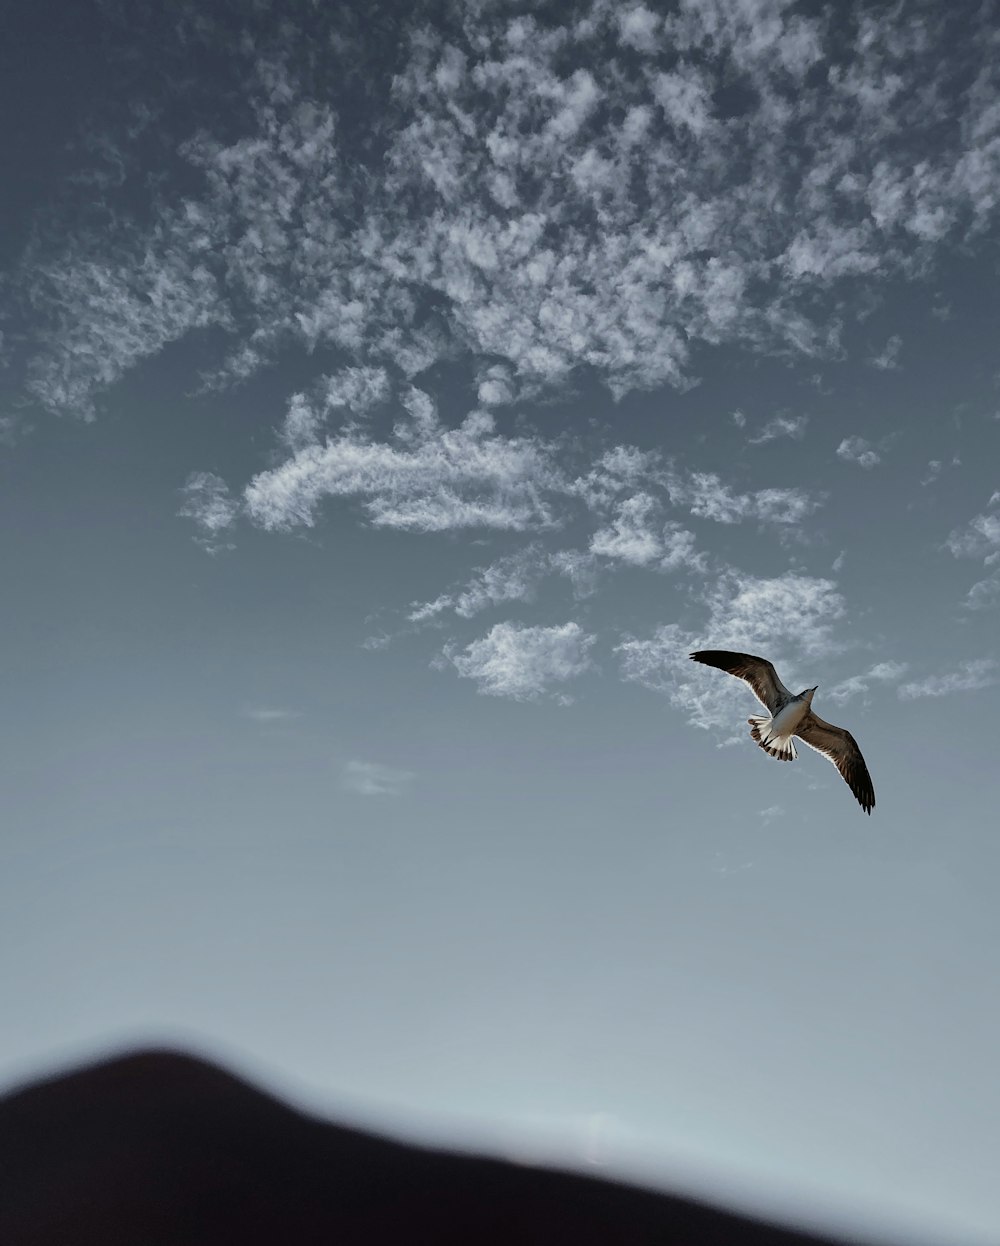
[664,470,821,527]
[548,549,601,599]
[178,471,239,552]
[321,366,393,415]
[244,395,563,534]
[476,363,516,407]
[179,471,239,532]
[390,438,817,647]
[589,492,704,571]
[870,334,903,370]
[659,524,707,573]
[618,623,765,743]
[19,1,1000,420]
[617,4,661,52]
[836,436,881,469]
[590,493,663,565]
[408,545,550,622]
[701,572,846,658]
[570,445,663,511]
[25,235,227,420]
[965,577,1000,610]
[747,414,809,445]
[342,760,415,796]
[945,497,1000,560]
[945,495,1000,607]
[443,621,596,700]
[826,660,909,705]
[282,368,392,450]
[408,545,601,624]
[245,707,301,723]
[898,659,1000,700]
[15,1,1000,726]
[617,572,847,735]
[239,398,810,643]
[921,456,961,487]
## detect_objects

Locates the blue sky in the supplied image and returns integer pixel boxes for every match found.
[3,1,1000,1240]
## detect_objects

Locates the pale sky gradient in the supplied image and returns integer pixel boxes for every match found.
[3,3,1000,1242]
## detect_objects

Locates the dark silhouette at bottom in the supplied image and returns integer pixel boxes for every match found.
[0,1048,882,1244]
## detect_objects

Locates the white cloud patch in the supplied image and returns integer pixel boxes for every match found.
[570,445,663,511]
[476,363,516,406]
[589,492,703,571]
[945,497,1000,560]
[701,573,846,658]
[443,621,596,700]
[281,368,393,450]
[965,577,1000,609]
[342,759,415,796]
[659,524,706,573]
[617,572,846,736]
[836,436,882,469]
[323,366,393,414]
[826,660,909,705]
[617,5,661,52]
[946,495,1000,607]
[747,413,809,445]
[178,471,240,552]
[590,492,661,565]
[898,659,1000,700]
[178,471,239,532]
[870,334,903,370]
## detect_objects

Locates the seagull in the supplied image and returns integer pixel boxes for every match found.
[689,650,876,815]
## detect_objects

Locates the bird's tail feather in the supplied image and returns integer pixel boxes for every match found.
[748,716,797,761]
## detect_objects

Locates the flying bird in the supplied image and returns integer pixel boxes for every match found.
[689,650,876,814]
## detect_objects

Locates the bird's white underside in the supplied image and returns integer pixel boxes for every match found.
[765,699,810,745]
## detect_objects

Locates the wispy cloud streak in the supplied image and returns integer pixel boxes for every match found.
[342,760,415,796]
[898,659,1000,700]
[244,396,562,534]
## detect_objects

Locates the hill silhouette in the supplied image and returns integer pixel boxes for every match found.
[0,1047,880,1244]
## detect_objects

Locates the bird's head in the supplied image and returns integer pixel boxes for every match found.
[801,686,818,701]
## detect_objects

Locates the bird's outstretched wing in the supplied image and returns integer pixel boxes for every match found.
[795,711,876,815]
[689,650,792,712]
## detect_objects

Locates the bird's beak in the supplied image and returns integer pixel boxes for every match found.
[811,686,819,693]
